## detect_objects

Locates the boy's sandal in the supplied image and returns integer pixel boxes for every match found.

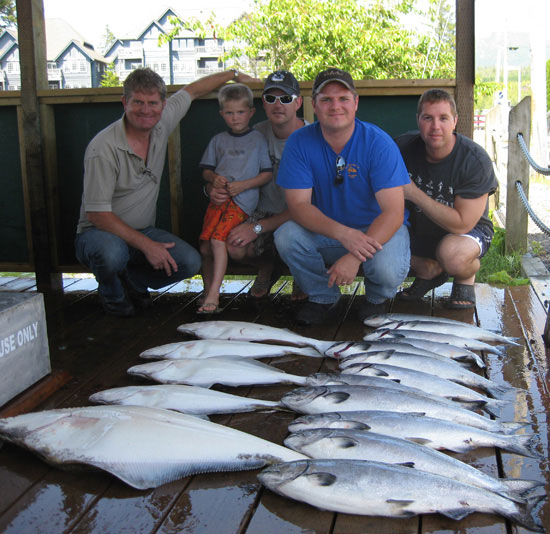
[196,302,222,314]
[398,272,449,301]
[445,282,476,309]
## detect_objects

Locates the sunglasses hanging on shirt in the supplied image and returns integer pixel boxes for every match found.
[335,156,346,185]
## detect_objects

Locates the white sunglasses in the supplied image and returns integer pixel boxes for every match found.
[263,94,299,105]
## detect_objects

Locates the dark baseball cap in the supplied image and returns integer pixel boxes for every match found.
[313,68,355,95]
[263,70,300,96]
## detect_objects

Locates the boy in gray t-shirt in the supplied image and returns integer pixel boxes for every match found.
[198,83,272,313]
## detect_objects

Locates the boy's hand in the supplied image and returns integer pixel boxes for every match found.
[212,174,228,189]
[226,180,247,196]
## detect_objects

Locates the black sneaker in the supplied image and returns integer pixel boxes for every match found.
[295,298,342,326]
[100,296,135,317]
[358,299,387,323]
[120,273,153,309]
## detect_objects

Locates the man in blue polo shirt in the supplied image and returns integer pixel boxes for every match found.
[274,68,410,325]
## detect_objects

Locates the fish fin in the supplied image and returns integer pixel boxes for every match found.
[341,421,371,430]
[326,392,351,404]
[332,437,359,449]
[406,437,433,446]
[440,508,473,521]
[305,472,337,487]
[369,368,389,377]
[385,499,416,517]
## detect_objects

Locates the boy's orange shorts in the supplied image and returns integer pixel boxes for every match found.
[200,198,248,241]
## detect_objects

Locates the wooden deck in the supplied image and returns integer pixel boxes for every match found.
[0,275,549,534]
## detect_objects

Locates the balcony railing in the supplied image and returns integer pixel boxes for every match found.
[195,46,224,56]
[196,67,225,76]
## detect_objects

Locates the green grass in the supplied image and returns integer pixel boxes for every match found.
[477,227,529,285]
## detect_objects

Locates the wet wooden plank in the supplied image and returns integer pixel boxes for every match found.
[0,278,37,291]
[0,278,547,534]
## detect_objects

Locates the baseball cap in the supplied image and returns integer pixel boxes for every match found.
[263,70,300,96]
[313,68,355,95]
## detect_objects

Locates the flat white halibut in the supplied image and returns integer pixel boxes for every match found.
[258,459,545,532]
[177,320,336,355]
[0,405,307,489]
[284,429,543,500]
[140,339,321,360]
[89,385,280,415]
[287,411,539,457]
[128,356,308,387]
[280,385,522,434]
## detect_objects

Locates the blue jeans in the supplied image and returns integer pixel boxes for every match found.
[75,227,201,302]
[274,221,410,305]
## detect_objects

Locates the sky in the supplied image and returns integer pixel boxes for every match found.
[42,0,549,53]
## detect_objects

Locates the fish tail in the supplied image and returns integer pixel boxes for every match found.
[506,493,546,532]
[501,478,545,497]
[481,382,518,399]
[502,433,542,458]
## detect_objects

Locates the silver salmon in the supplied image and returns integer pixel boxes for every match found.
[377,319,521,346]
[280,385,524,434]
[304,372,487,413]
[284,428,543,500]
[342,363,509,417]
[328,339,484,367]
[339,351,514,399]
[364,328,503,355]
[287,411,538,457]
[258,459,544,531]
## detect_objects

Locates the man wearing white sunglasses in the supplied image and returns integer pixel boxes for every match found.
[208,70,308,300]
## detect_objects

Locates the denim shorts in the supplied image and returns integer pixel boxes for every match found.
[411,225,493,260]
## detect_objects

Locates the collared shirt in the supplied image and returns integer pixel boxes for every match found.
[76,89,191,233]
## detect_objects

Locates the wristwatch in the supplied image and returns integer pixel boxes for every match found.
[253,223,263,235]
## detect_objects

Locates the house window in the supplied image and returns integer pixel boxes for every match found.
[80,61,87,72]
[161,63,167,71]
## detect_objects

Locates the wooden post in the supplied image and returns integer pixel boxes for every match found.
[455,0,475,139]
[505,96,531,254]
[16,0,63,320]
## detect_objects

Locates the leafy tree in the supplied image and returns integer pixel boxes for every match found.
[163,0,456,80]
[101,25,117,55]
[100,63,120,87]
[411,0,455,78]
[0,0,16,28]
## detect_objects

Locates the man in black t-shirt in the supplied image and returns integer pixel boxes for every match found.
[395,89,498,309]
